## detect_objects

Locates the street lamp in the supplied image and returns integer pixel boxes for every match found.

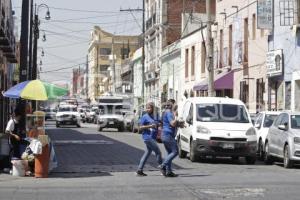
[32,3,50,80]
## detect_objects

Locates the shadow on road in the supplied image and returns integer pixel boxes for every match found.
[46,125,183,178]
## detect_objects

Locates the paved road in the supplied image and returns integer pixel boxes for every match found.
[1,121,300,200]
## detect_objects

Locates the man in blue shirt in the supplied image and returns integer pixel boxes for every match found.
[160,99,179,177]
[136,102,162,176]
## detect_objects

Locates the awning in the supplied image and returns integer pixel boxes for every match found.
[193,70,234,91]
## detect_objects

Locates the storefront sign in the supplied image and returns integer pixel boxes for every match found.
[266,49,283,77]
[257,0,273,30]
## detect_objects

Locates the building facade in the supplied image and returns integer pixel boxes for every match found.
[87,26,139,103]
[214,0,269,113]
[0,0,17,134]
[144,0,208,107]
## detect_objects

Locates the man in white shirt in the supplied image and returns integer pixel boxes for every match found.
[5,110,23,158]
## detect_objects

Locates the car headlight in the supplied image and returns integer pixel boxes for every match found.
[246,127,256,136]
[197,126,211,134]
[294,137,300,144]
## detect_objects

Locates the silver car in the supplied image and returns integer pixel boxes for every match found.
[264,112,300,168]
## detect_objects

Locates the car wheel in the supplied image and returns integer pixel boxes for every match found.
[189,140,198,162]
[231,156,239,161]
[264,141,273,165]
[118,126,124,132]
[283,144,294,168]
[177,137,187,158]
[56,122,60,128]
[258,139,264,161]
[245,156,256,165]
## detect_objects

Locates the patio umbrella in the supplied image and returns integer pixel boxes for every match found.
[3,80,68,101]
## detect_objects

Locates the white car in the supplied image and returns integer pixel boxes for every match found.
[264,112,300,168]
[254,111,281,160]
[56,105,81,128]
[177,97,257,164]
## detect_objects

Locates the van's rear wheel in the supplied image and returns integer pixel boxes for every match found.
[189,140,198,162]
[245,156,256,164]
[264,141,273,165]
[177,137,187,158]
[283,145,294,168]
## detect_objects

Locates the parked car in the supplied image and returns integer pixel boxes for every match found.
[56,105,81,128]
[264,112,300,168]
[176,97,257,164]
[44,107,57,121]
[254,111,281,160]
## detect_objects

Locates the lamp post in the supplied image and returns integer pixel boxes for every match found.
[32,3,50,80]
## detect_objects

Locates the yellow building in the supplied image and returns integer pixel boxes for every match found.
[87,26,140,103]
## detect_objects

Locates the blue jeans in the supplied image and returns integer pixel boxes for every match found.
[138,139,162,171]
[161,134,178,173]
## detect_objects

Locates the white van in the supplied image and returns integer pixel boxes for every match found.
[177,97,257,164]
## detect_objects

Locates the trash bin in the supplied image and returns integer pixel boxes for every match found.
[35,144,49,178]
[11,159,26,177]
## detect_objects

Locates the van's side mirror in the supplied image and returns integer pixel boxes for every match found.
[254,123,261,129]
[278,124,287,131]
[186,118,193,125]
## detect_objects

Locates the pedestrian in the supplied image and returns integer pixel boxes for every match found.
[136,102,163,176]
[5,108,26,159]
[160,99,179,177]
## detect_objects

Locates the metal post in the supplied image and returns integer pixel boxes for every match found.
[206,0,215,97]
[32,4,38,80]
[142,0,145,105]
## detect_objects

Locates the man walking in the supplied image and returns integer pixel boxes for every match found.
[136,102,162,176]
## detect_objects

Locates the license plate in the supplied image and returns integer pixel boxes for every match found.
[109,121,114,125]
[66,121,72,125]
[223,143,234,149]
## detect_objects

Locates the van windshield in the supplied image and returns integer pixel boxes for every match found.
[196,104,249,123]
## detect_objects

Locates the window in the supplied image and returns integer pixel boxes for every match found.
[256,78,264,111]
[99,48,111,55]
[201,42,206,74]
[228,25,232,66]
[219,29,223,68]
[121,48,130,59]
[240,81,249,106]
[263,114,278,128]
[274,114,283,127]
[196,104,249,123]
[244,18,249,75]
[291,115,300,129]
[281,113,289,127]
[185,49,189,78]
[100,65,109,73]
[252,14,256,40]
[191,46,195,77]
[297,0,300,24]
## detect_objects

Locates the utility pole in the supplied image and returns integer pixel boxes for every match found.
[19,0,30,82]
[120,5,144,105]
[206,0,215,97]
[28,0,33,80]
[112,36,116,94]
[32,4,38,80]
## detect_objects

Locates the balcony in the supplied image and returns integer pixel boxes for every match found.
[0,6,17,63]
[120,59,132,77]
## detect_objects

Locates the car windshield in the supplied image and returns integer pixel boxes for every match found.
[58,107,77,112]
[291,115,300,129]
[196,104,249,123]
[263,114,278,127]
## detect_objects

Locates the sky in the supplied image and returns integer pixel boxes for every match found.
[12,0,142,84]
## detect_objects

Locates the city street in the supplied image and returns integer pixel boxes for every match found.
[1,122,300,200]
